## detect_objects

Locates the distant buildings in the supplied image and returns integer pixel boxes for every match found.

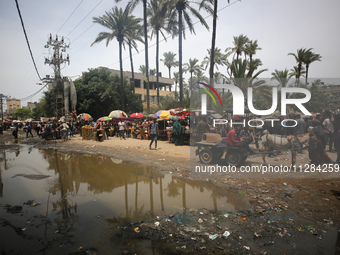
[6,98,21,115]
[2,98,36,119]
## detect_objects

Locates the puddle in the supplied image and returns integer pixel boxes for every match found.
[0,145,249,254]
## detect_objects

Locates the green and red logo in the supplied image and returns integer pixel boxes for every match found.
[198,82,223,107]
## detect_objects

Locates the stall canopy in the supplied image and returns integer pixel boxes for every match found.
[97,116,112,122]
[109,110,128,118]
[78,113,92,120]
[130,113,144,118]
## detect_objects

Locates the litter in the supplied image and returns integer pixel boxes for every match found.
[209,234,218,240]
[223,231,230,238]
[134,227,140,233]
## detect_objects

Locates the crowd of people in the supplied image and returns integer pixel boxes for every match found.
[1,109,339,165]
[190,110,340,165]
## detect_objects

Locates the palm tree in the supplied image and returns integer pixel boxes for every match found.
[161,51,178,79]
[173,71,179,99]
[226,58,270,110]
[271,69,293,88]
[288,47,308,86]
[244,40,261,67]
[289,65,306,87]
[226,34,249,61]
[139,65,146,74]
[202,47,227,71]
[147,0,171,105]
[127,21,144,93]
[184,58,202,92]
[92,6,140,111]
[168,0,212,106]
[116,0,151,113]
[303,48,322,86]
[227,58,268,92]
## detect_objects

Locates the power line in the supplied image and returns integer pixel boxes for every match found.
[19,84,48,101]
[66,0,104,38]
[15,0,42,80]
[57,0,84,34]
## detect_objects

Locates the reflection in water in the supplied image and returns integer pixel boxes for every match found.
[0,146,249,221]
[0,145,250,254]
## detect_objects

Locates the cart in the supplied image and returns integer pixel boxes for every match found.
[195,133,250,166]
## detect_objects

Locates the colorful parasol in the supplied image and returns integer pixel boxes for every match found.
[78,113,92,120]
[109,110,128,118]
[130,113,144,118]
[97,116,112,122]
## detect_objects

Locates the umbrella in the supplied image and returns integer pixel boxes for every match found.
[130,113,144,118]
[97,116,112,122]
[109,110,128,118]
[24,118,32,122]
[159,110,170,119]
[153,110,165,119]
[78,113,92,120]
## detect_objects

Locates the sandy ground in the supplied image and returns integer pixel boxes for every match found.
[1,130,340,254]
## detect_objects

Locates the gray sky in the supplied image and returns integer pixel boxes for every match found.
[1,0,339,108]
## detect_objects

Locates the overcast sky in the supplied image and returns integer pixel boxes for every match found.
[1,0,339,109]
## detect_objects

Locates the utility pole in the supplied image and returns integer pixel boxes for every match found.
[44,34,70,119]
[0,94,7,124]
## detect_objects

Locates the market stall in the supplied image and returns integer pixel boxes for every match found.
[81,126,106,141]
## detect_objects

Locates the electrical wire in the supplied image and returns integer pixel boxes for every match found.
[57,0,84,34]
[66,0,104,37]
[15,0,42,80]
[19,84,48,101]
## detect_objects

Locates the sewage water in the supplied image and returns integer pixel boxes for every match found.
[0,145,249,254]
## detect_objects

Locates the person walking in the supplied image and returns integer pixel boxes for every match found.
[118,120,126,140]
[149,118,158,149]
[173,118,183,146]
[26,122,33,138]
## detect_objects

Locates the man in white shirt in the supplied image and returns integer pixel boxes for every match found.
[322,112,334,151]
[118,120,126,140]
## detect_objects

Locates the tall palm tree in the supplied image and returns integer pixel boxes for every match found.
[271,69,293,88]
[288,47,308,86]
[161,51,178,79]
[173,71,179,99]
[147,0,171,105]
[168,0,212,106]
[116,0,151,113]
[184,58,202,91]
[303,48,322,86]
[127,21,144,93]
[92,6,140,110]
[226,34,249,61]
[244,39,261,67]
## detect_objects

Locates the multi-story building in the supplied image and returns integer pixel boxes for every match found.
[25,102,37,112]
[104,67,175,102]
[6,98,21,115]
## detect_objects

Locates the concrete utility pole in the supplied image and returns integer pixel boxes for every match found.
[0,94,8,123]
[44,34,70,119]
